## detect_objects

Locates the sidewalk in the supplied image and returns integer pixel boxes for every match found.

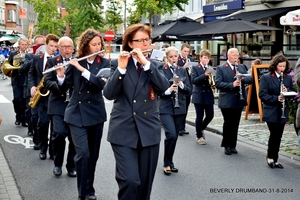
[186,95,300,160]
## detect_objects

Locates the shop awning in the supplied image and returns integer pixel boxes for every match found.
[210,6,300,23]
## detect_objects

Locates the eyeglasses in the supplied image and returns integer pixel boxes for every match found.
[168,55,178,58]
[60,46,74,50]
[132,38,151,43]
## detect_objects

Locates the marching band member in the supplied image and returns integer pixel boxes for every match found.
[259,54,293,169]
[158,46,191,175]
[44,36,76,178]
[103,24,169,200]
[191,49,214,145]
[8,38,28,127]
[215,48,252,155]
[57,29,109,200]
[19,35,45,137]
[28,34,59,160]
[177,43,194,135]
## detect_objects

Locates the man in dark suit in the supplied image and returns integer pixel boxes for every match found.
[215,48,253,155]
[103,24,169,200]
[44,36,76,177]
[177,43,194,135]
[28,34,59,160]
[8,38,28,126]
[19,35,45,137]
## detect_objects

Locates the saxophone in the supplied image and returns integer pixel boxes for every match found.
[28,76,50,108]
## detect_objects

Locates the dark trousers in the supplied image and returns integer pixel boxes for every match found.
[194,103,214,138]
[160,113,184,168]
[12,76,26,122]
[69,123,103,197]
[111,143,159,200]
[31,107,39,145]
[180,95,191,131]
[266,122,285,163]
[36,103,51,153]
[52,115,75,170]
[220,108,243,148]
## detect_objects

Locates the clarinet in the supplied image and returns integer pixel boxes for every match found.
[234,61,244,100]
[280,72,286,118]
[64,55,71,103]
[172,63,180,109]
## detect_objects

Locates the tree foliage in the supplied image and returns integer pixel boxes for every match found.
[132,0,189,27]
[105,0,123,33]
[24,0,66,36]
[65,0,105,39]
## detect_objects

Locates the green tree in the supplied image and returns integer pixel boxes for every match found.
[132,0,189,27]
[105,0,123,33]
[127,7,140,27]
[24,0,66,36]
[65,0,105,39]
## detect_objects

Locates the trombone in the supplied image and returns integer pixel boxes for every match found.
[42,50,105,74]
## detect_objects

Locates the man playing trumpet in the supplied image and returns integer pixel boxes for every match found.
[191,49,214,145]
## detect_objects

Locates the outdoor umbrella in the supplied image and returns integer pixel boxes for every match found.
[184,18,281,46]
[0,34,20,43]
[152,16,224,41]
[280,9,300,26]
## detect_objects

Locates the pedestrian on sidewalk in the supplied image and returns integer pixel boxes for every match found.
[259,54,293,169]
[215,48,253,155]
[191,49,214,145]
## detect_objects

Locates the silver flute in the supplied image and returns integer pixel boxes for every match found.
[234,61,244,100]
[121,49,153,57]
[42,50,105,74]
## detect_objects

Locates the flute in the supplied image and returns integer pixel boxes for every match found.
[121,49,153,57]
[42,50,105,74]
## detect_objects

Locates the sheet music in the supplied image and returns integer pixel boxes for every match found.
[187,62,198,67]
[150,49,164,62]
[96,68,110,78]
[281,91,298,96]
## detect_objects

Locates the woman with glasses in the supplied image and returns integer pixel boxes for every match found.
[56,28,109,200]
[103,24,169,200]
[158,46,191,175]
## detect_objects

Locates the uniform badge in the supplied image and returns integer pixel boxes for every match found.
[149,85,156,100]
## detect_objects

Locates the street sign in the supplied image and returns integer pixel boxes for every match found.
[104,30,115,41]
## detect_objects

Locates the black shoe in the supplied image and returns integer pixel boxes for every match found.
[22,122,28,127]
[86,194,97,200]
[266,158,275,168]
[33,144,40,150]
[163,169,171,176]
[179,130,189,135]
[27,131,33,136]
[67,169,77,178]
[275,163,284,169]
[224,147,231,155]
[230,148,238,154]
[15,120,21,125]
[53,166,62,177]
[49,155,54,160]
[170,167,178,173]
[78,197,86,200]
[39,152,46,160]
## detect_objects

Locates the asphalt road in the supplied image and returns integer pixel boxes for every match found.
[1,78,300,200]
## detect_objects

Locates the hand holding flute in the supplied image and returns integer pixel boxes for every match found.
[118,48,151,70]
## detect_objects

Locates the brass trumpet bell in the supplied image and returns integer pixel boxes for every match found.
[1,60,19,77]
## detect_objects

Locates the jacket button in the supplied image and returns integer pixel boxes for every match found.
[61,94,64,97]
[79,101,81,104]
[79,92,81,94]
[88,101,90,104]
[87,91,89,93]
[144,99,147,102]
[119,76,122,79]
[133,112,136,115]
[144,112,147,115]
[133,100,136,103]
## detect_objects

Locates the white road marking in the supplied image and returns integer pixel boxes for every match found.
[0,94,10,103]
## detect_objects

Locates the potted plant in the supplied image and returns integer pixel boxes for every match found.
[247,42,263,51]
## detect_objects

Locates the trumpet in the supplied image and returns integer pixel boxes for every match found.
[205,63,216,89]
[234,61,244,100]
[42,50,105,74]
[280,72,286,118]
[121,49,153,57]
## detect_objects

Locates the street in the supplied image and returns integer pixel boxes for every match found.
[0,78,300,200]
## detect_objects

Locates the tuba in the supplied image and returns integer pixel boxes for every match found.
[1,52,25,77]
